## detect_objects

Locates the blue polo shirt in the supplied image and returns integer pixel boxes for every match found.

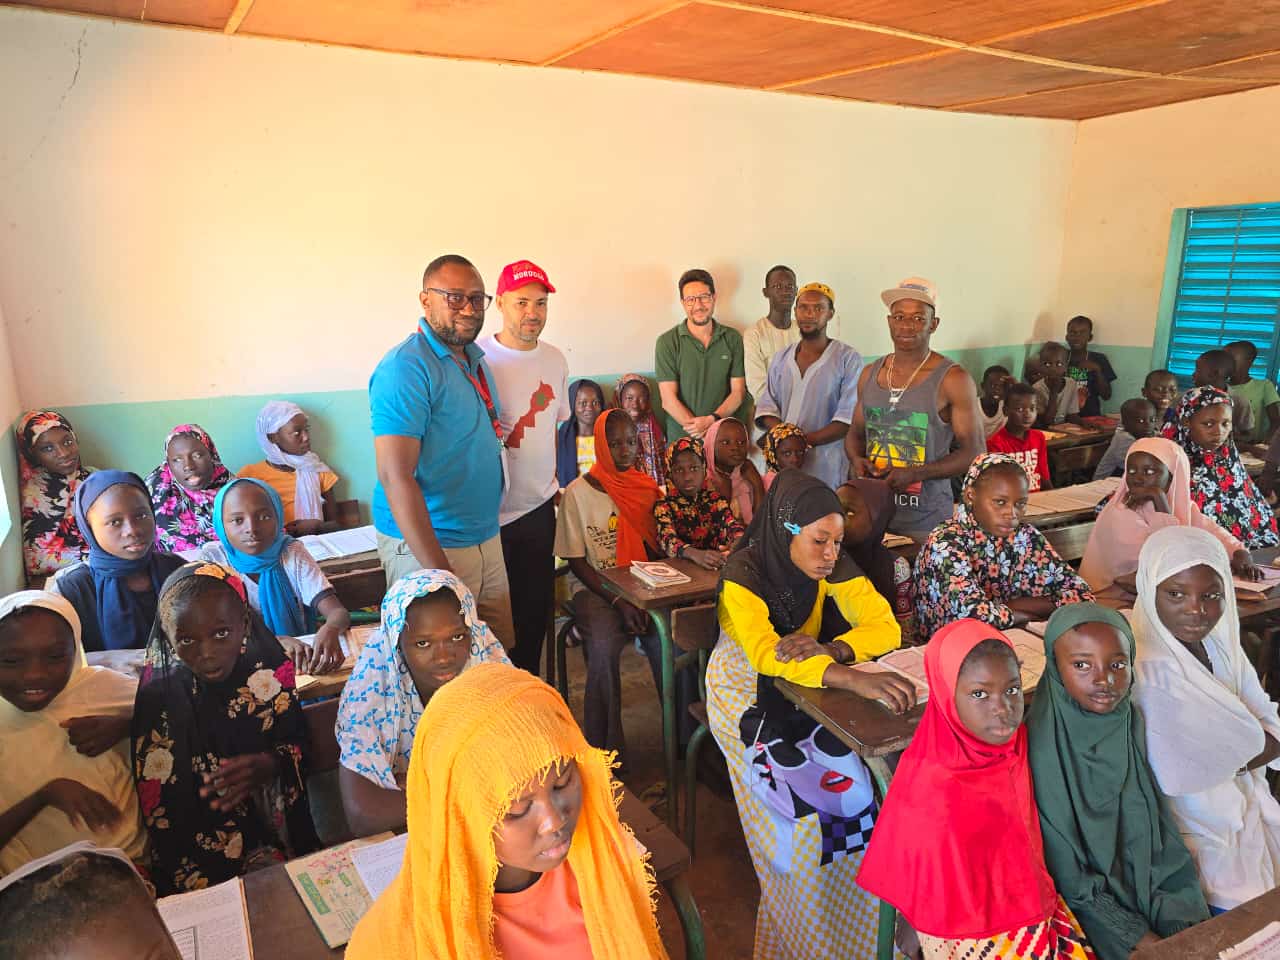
[370,320,504,548]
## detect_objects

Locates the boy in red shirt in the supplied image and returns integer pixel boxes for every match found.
[986,383,1052,491]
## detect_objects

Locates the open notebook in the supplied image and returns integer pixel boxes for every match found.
[852,629,1047,702]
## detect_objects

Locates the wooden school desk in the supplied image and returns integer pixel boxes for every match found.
[243,788,705,960]
[1044,423,1116,484]
[598,559,721,828]
[1131,887,1280,959]
[317,551,385,612]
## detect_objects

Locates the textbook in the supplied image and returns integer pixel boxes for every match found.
[855,631,1047,704]
[629,561,692,588]
[284,833,395,948]
[1234,564,1280,601]
[157,876,253,960]
[1218,921,1280,959]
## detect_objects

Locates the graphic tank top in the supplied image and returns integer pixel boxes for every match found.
[861,355,957,536]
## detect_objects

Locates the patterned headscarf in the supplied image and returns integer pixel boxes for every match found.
[664,435,703,473]
[145,424,231,553]
[1161,386,1278,549]
[762,421,810,473]
[335,569,509,790]
[614,373,668,487]
[15,410,93,577]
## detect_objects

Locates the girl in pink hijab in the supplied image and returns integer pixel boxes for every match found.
[703,417,763,524]
[1080,437,1257,591]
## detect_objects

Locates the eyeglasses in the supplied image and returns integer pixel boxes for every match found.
[682,294,714,306]
[425,288,493,313]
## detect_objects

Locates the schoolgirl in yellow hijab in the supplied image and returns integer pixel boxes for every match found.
[346,662,668,959]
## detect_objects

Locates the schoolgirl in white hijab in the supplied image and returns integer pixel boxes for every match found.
[1132,526,1280,911]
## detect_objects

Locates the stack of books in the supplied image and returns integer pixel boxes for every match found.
[629,561,692,588]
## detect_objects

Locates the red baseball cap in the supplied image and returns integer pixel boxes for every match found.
[496,259,556,296]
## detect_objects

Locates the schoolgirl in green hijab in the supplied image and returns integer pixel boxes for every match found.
[1026,603,1208,958]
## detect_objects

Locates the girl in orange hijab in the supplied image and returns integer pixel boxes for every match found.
[346,663,668,960]
[553,409,663,757]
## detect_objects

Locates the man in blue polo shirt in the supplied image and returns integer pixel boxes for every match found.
[369,253,514,649]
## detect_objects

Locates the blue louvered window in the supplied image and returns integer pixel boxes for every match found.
[1166,203,1280,386]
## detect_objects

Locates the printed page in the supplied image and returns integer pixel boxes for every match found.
[350,832,409,902]
[284,835,392,948]
[1220,921,1280,959]
[157,877,253,960]
[299,525,378,562]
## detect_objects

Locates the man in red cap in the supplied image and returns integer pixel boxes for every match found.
[478,260,569,674]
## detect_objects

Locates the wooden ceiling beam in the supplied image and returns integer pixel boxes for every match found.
[223,0,253,34]
[540,0,691,66]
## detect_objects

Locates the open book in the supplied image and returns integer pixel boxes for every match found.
[284,832,400,948]
[157,877,253,960]
[1235,564,1280,601]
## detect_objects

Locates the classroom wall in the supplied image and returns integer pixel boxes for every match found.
[0,5,1078,469]
[1052,85,1280,378]
[0,303,23,592]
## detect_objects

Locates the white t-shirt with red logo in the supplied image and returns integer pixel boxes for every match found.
[478,335,570,526]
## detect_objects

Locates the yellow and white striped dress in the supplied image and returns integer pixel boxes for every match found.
[706,575,900,960]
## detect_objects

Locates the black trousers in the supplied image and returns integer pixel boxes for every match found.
[498,495,557,675]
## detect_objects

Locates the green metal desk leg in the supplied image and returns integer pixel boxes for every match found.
[663,874,706,960]
[649,609,679,829]
[866,756,898,960]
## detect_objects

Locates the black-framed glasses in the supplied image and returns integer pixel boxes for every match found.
[425,287,493,313]
[682,293,714,306]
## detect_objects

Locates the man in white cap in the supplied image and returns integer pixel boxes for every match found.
[845,277,983,538]
[477,259,569,675]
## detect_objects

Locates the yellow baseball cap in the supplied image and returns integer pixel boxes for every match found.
[796,282,835,307]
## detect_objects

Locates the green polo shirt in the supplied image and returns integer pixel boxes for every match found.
[654,319,748,440]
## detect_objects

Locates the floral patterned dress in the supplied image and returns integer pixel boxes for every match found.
[1162,385,1280,550]
[16,410,94,578]
[131,562,319,895]
[913,455,1094,640]
[145,423,232,553]
[653,488,745,558]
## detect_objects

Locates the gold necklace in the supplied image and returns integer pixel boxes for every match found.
[886,352,931,407]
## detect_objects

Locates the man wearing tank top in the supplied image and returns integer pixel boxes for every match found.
[845,277,984,539]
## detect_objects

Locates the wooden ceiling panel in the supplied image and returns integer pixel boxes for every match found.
[556,2,937,88]
[957,76,1267,118]
[1185,51,1280,82]
[761,0,1151,44]
[992,0,1280,74]
[238,0,674,64]
[15,0,233,28]
[790,50,1105,107]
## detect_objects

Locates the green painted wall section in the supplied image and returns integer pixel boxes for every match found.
[1,339,1155,592]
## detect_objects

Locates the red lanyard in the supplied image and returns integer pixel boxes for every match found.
[449,355,504,445]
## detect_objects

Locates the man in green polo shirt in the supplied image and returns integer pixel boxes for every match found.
[655,268,748,440]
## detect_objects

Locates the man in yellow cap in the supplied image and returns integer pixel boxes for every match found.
[846,277,983,537]
[755,281,862,489]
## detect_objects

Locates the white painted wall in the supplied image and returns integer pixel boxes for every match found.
[0,301,25,591]
[1051,85,1280,347]
[0,7,1076,408]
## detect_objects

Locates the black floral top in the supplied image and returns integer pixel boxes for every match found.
[654,488,745,558]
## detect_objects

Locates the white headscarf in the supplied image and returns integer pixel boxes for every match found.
[334,569,510,790]
[0,591,144,873]
[255,400,334,522]
[1132,527,1274,795]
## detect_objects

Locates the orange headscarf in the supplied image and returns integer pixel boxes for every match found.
[587,409,661,567]
[345,663,668,959]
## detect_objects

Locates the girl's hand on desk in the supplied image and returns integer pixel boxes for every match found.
[1231,549,1262,580]
[202,753,277,811]
[775,632,824,663]
[830,666,916,715]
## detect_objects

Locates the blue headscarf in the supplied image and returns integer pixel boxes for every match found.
[212,478,313,637]
[555,378,604,488]
[71,470,174,651]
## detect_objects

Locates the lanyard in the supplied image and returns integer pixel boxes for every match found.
[448,355,504,445]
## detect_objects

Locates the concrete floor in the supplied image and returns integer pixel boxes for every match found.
[557,641,760,960]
